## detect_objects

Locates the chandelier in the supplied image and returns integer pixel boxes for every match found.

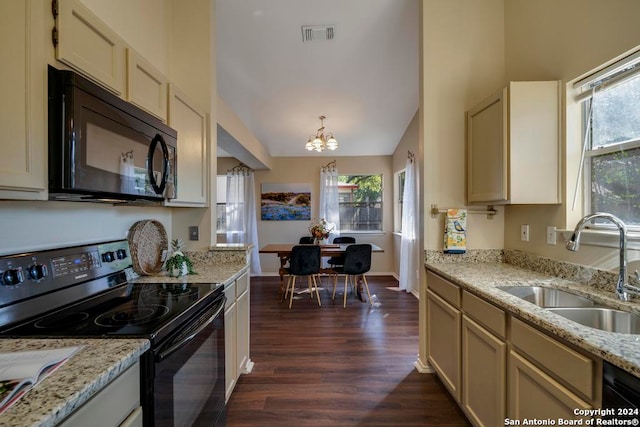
[305,115,338,152]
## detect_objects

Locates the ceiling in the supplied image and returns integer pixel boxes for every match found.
[215,0,419,160]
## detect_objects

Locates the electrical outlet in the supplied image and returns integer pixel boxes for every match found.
[189,226,199,241]
[546,226,557,245]
[520,224,530,242]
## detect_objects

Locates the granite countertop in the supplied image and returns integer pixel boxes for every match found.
[426,261,640,377]
[0,338,149,427]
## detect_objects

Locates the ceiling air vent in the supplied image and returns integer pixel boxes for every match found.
[301,25,336,43]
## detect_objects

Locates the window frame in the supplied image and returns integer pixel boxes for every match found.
[394,169,406,233]
[337,173,384,233]
[577,52,640,232]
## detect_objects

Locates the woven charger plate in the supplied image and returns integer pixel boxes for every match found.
[128,220,168,275]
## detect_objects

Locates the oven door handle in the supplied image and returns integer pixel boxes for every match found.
[156,297,225,362]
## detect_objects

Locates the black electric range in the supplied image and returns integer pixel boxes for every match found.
[0,240,227,426]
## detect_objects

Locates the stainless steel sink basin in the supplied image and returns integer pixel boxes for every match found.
[497,286,596,308]
[547,307,640,334]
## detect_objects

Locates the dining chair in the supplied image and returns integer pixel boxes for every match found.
[283,245,322,308]
[331,244,372,308]
[299,236,314,244]
[326,236,356,268]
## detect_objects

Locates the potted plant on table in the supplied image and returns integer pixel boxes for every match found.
[308,218,334,245]
[165,239,196,277]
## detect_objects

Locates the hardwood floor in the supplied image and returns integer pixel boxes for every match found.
[226,275,471,426]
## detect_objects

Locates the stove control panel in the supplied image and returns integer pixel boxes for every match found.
[0,240,132,305]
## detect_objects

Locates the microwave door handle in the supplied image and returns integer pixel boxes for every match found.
[147,134,169,195]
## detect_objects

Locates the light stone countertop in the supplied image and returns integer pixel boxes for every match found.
[0,338,149,427]
[426,261,640,377]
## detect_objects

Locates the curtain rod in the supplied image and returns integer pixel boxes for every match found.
[321,160,337,171]
[228,163,253,173]
[408,151,414,162]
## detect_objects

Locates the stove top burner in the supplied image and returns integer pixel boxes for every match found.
[157,286,199,298]
[95,304,170,327]
[34,312,90,329]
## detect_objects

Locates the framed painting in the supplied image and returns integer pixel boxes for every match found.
[261,183,311,220]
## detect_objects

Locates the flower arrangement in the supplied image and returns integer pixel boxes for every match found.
[165,239,196,277]
[308,218,334,243]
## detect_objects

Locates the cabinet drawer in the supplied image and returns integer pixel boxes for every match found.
[236,272,249,298]
[511,318,596,400]
[225,280,236,303]
[426,271,460,308]
[463,291,506,339]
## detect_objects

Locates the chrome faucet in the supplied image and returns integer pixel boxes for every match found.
[566,212,629,300]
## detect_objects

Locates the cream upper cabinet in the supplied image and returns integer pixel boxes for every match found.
[54,0,126,95]
[0,0,47,199]
[127,49,168,122]
[466,81,561,205]
[165,84,208,207]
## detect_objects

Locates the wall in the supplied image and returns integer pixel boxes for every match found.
[421,0,505,252]
[502,0,640,271]
[254,156,395,274]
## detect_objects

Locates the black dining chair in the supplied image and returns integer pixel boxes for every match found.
[331,244,372,308]
[326,236,356,268]
[299,236,314,244]
[283,245,322,308]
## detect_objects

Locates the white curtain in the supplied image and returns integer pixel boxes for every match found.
[399,155,418,293]
[226,168,262,275]
[319,162,340,239]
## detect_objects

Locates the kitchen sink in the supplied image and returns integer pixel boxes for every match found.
[547,307,640,334]
[497,286,596,308]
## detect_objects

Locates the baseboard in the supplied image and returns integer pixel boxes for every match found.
[414,357,435,374]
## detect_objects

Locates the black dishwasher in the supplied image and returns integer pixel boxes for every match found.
[603,361,640,421]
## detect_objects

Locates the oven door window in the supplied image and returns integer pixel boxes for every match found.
[153,309,225,426]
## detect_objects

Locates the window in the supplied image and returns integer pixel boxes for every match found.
[338,174,383,231]
[394,170,406,232]
[216,176,227,233]
[577,53,640,227]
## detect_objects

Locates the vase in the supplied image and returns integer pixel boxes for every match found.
[170,261,189,277]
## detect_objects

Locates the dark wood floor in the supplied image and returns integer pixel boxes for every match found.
[226,275,471,426]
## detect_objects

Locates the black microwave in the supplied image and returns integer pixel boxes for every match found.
[48,66,177,203]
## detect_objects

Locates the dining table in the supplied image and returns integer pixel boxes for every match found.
[259,243,384,297]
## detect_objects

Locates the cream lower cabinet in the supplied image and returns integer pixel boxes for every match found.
[224,270,252,402]
[0,0,47,199]
[462,316,506,427]
[59,362,141,427]
[508,351,590,421]
[426,269,600,426]
[426,273,462,401]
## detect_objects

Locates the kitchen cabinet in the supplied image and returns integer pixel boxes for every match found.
[224,270,252,402]
[127,48,168,122]
[509,351,590,420]
[59,361,141,427]
[466,81,560,204]
[461,291,506,427]
[426,269,601,426]
[54,0,126,95]
[509,317,600,416]
[426,271,461,401]
[165,84,208,207]
[0,0,47,200]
